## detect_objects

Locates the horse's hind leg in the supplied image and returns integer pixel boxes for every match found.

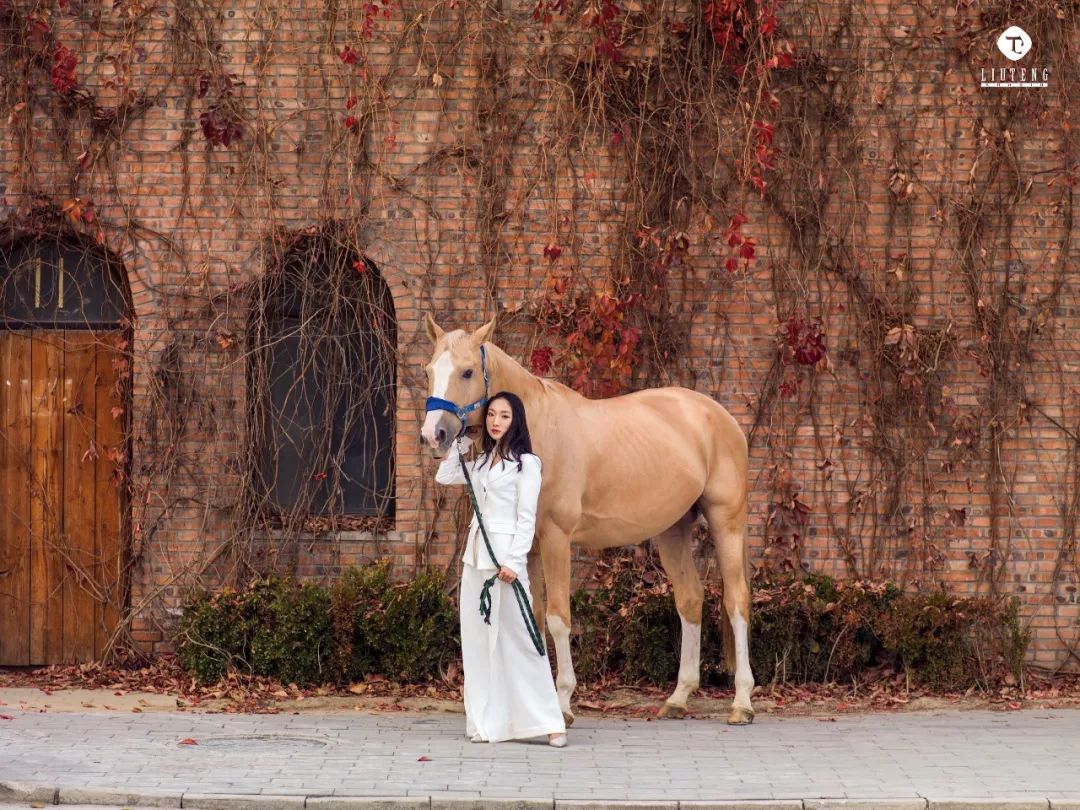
[702,498,755,725]
[654,513,704,719]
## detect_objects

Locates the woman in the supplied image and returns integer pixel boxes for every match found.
[436,391,567,747]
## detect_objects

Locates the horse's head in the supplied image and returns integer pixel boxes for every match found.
[421,314,496,457]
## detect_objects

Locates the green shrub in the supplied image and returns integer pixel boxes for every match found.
[249,579,331,685]
[179,562,458,686]
[875,592,1029,690]
[178,577,331,685]
[328,562,394,681]
[569,556,1027,692]
[328,561,459,682]
[178,587,257,683]
[749,577,900,684]
[380,567,460,680]
[179,558,1029,693]
[570,555,726,686]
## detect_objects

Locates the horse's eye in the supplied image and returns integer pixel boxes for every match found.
[463,369,474,379]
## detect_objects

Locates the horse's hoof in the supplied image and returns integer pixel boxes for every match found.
[562,710,575,727]
[727,706,755,725]
[658,701,688,719]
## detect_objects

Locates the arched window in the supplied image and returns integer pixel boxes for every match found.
[0,237,127,329]
[250,236,396,519]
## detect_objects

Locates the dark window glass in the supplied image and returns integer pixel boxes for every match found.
[1,238,127,328]
[252,240,395,518]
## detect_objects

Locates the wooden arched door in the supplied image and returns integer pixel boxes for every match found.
[0,238,130,665]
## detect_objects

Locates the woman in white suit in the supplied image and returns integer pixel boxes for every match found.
[436,391,567,747]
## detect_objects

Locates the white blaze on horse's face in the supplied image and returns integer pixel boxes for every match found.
[430,351,455,401]
[421,349,459,451]
[421,315,497,455]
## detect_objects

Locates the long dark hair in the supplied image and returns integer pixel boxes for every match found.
[479,391,533,470]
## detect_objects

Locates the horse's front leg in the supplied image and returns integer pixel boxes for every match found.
[526,549,546,633]
[540,535,577,727]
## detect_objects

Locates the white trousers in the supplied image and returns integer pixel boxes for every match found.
[460,561,566,742]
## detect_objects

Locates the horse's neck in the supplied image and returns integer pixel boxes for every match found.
[486,343,545,404]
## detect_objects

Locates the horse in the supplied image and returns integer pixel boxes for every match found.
[420,315,755,725]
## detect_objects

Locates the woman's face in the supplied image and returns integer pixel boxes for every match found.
[486,398,513,442]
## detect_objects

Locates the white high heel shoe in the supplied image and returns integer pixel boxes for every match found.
[547,733,567,748]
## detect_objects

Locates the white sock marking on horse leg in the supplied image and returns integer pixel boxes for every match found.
[667,616,701,709]
[421,350,454,442]
[731,608,754,711]
[547,614,576,715]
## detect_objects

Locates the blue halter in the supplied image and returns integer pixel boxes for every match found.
[424,345,490,438]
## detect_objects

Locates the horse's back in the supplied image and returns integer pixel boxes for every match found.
[537,385,746,547]
[578,386,745,453]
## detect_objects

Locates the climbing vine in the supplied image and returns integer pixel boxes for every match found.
[0,0,1076,672]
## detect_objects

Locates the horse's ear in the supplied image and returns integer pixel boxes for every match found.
[425,313,445,343]
[472,316,496,346]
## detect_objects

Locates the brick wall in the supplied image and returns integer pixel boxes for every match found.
[1,0,1076,668]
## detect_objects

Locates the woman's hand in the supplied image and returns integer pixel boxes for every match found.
[497,566,518,584]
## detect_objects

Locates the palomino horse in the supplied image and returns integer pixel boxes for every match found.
[420,316,755,725]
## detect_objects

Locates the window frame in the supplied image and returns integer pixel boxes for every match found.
[250,241,396,521]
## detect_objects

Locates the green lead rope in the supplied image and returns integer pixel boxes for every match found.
[458,445,547,656]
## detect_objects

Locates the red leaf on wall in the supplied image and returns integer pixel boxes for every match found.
[530,347,554,375]
[784,316,826,366]
[199,108,243,147]
[51,44,78,95]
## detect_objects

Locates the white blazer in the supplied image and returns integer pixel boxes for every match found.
[435,442,542,575]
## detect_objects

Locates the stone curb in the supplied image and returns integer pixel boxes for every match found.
[56,787,185,807]
[2,784,1080,810]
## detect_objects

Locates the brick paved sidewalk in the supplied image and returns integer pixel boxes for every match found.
[1,705,1078,809]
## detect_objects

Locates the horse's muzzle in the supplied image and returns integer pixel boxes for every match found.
[420,411,459,457]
